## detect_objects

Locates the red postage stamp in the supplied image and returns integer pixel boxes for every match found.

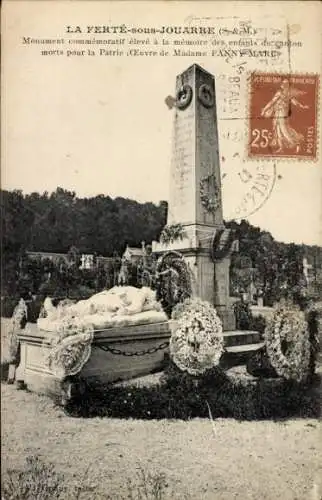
[248,73,319,160]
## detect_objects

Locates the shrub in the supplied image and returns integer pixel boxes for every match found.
[1,296,19,318]
[233,301,253,330]
[246,347,278,379]
[306,301,322,380]
[249,313,266,334]
[126,466,170,500]
[2,456,174,500]
[1,456,68,500]
[63,361,320,421]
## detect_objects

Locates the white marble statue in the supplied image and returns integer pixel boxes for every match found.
[38,286,166,332]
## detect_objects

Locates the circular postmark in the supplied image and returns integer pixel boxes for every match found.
[221,161,277,221]
[216,68,278,222]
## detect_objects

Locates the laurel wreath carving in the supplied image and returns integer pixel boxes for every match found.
[198,83,215,108]
[200,174,220,214]
[176,84,193,110]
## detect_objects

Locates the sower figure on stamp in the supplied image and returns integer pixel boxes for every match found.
[261,79,309,153]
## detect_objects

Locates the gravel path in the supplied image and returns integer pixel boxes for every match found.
[2,317,322,499]
[2,382,322,500]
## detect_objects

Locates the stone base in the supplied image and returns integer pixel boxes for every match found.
[14,321,266,402]
[216,306,236,331]
[16,322,171,400]
[250,305,274,320]
[223,330,262,347]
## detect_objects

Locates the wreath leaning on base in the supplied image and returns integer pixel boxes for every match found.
[45,317,94,381]
[170,298,224,376]
[8,298,28,364]
[264,300,311,383]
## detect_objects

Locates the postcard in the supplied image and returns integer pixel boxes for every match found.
[1,1,322,499]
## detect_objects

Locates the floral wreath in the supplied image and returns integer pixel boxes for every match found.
[200,174,221,214]
[198,84,215,108]
[264,300,311,382]
[210,228,237,261]
[155,251,192,317]
[160,224,186,244]
[45,317,94,380]
[8,298,28,364]
[170,298,224,375]
[176,84,193,110]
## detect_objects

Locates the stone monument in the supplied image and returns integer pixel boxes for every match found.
[153,64,237,330]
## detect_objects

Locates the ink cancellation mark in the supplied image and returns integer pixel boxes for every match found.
[228,162,277,220]
[247,72,320,161]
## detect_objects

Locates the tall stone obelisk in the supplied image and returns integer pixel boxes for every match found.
[153,64,236,329]
[167,64,224,230]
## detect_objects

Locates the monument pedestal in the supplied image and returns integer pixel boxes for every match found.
[215,306,236,332]
[153,225,237,331]
[214,257,236,330]
[153,224,216,302]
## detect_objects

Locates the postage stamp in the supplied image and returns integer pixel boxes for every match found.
[247,72,320,161]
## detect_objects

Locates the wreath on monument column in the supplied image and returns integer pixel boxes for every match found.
[176,84,193,110]
[200,174,221,215]
[155,251,192,317]
[210,229,238,261]
[198,84,215,108]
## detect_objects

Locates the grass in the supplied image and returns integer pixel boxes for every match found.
[2,456,68,500]
[2,455,174,500]
[2,382,322,500]
[61,363,321,421]
[2,317,322,499]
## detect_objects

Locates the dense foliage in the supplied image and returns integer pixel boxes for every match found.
[1,188,167,256]
[227,220,317,306]
[63,362,320,420]
[2,188,321,310]
[233,301,266,332]
[1,188,166,304]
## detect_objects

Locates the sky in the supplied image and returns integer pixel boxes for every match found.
[2,1,322,246]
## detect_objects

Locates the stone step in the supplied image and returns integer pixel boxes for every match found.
[223,330,262,347]
[225,342,265,354]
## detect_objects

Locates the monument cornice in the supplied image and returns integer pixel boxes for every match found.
[184,63,215,80]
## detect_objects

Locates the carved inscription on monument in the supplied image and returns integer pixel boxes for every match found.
[214,261,230,305]
[169,108,195,224]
